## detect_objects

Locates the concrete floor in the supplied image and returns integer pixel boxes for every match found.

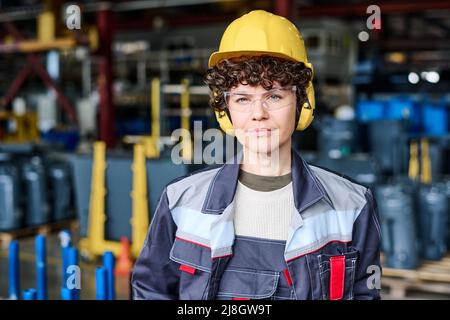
[0,234,130,300]
[1,233,449,300]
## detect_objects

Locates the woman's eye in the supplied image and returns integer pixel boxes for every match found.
[268,94,282,101]
[235,97,250,104]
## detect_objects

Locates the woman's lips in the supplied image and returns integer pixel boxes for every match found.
[245,128,273,136]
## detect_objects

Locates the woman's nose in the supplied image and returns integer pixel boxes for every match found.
[251,99,269,120]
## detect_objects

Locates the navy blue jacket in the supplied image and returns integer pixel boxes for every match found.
[132,149,382,300]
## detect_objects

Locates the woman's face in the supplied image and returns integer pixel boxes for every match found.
[227,82,297,155]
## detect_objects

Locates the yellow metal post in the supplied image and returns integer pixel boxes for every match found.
[408,140,419,181]
[79,141,121,258]
[88,141,107,249]
[151,78,161,144]
[180,79,192,162]
[130,143,149,258]
[420,138,432,184]
[37,9,55,43]
[143,78,161,158]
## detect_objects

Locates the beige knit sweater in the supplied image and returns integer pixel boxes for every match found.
[233,180,294,241]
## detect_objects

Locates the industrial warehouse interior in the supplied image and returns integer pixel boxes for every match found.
[0,0,449,302]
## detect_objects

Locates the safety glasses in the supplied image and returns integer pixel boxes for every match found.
[223,86,296,113]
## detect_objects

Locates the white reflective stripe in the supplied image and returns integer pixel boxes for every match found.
[171,206,217,242]
[171,206,235,255]
[176,230,210,248]
[285,209,357,260]
[210,220,234,258]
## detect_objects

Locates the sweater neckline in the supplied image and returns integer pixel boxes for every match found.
[238,169,292,192]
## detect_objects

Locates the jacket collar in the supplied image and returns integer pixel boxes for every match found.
[201,148,325,215]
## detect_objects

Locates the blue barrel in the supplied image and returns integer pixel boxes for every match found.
[317,116,358,158]
[313,154,380,189]
[445,179,450,248]
[418,183,449,260]
[48,160,73,222]
[69,155,188,240]
[356,100,385,122]
[0,159,22,230]
[376,183,419,269]
[386,97,421,132]
[368,120,408,175]
[422,103,448,136]
[22,157,50,226]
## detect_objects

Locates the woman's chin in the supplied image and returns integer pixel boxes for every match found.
[245,142,281,155]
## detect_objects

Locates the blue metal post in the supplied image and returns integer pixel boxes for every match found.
[59,229,72,290]
[96,267,108,300]
[61,246,70,288]
[103,251,115,300]
[67,246,80,300]
[8,240,20,300]
[61,287,73,300]
[35,235,47,300]
[22,288,37,300]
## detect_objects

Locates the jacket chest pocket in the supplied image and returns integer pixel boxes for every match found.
[216,268,280,300]
[317,250,358,300]
[169,237,212,300]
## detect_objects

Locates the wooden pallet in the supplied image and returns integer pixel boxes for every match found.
[381,254,450,299]
[0,219,78,249]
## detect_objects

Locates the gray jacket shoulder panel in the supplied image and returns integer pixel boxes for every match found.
[307,164,368,214]
[166,166,222,212]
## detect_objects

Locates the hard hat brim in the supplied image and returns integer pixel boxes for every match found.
[208,50,303,68]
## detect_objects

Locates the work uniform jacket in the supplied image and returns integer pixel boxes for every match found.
[131,149,382,300]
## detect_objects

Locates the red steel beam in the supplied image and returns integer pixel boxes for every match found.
[1,21,78,124]
[97,8,116,148]
[0,62,33,108]
[297,0,450,17]
[274,0,293,20]
[27,54,78,124]
[115,12,237,31]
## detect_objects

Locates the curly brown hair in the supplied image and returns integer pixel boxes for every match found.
[204,55,312,125]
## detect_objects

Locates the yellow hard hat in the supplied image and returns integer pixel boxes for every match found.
[209,10,315,133]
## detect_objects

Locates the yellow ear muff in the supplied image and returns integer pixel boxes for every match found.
[215,110,234,135]
[296,82,315,131]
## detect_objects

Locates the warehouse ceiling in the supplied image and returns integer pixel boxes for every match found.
[0,0,449,92]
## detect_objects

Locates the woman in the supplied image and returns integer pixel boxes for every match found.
[132,10,381,300]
